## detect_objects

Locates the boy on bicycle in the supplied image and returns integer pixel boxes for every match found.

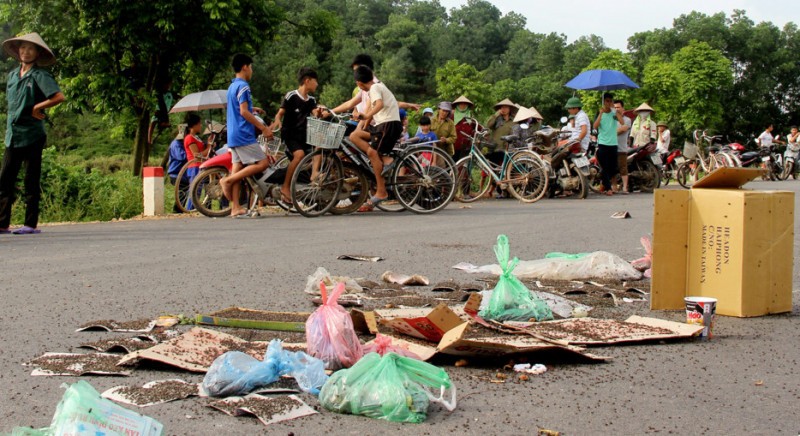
[220,53,272,217]
[269,67,320,203]
[348,65,403,211]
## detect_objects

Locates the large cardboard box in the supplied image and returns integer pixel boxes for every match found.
[652,168,794,317]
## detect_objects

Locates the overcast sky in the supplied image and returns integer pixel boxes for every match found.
[438,0,800,51]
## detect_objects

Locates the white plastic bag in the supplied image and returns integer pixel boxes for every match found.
[304,267,362,295]
[454,251,643,281]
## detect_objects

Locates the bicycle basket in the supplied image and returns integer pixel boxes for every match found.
[683,141,698,159]
[258,136,283,156]
[307,117,345,149]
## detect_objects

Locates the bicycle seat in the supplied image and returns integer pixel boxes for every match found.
[708,145,721,152]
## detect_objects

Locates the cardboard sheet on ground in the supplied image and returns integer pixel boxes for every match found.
[375,304,608,362]
[27,352,133,376]
[76,319,157,333]
[453,251,643,281]
[502,316,704,345]
[338,254,384,262]
[208,394,317,427]
[102,379,199,407]
[80,336,158,353]
[381,270,430,286]
[117,327,270,372]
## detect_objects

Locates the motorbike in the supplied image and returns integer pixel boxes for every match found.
[781,141,800,180]
[543,132,590,199]
[188,144,293,218]
[658,148,685,186]
[624,142,661,192]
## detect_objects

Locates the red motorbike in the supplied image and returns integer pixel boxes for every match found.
[588,142,661,193]
[659,148,685,186]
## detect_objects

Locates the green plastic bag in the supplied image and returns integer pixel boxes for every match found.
[478,235,553,322]
[319,352,456,423]
[10,380,163,436]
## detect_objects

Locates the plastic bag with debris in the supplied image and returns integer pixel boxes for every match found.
[454,251,643,281]
[10,380,163,436]
[202,339,328,397]
[304,266,362,294]
[478,235,553,322]
[319,352,456,423]
[306,281,363,370]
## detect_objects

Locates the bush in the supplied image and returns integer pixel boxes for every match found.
[8,147,145,224]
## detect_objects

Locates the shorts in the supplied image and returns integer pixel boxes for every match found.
[369,121,403,155]
[229,143,266,165]
[617,152,629,176]
[284,136,311,157]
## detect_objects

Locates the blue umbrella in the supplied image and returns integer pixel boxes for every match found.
[565,69,639,91]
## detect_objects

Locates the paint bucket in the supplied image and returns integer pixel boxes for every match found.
[685,296,717,339]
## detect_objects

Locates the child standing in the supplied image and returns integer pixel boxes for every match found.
[270,67,320,202]
[415,116,438,167]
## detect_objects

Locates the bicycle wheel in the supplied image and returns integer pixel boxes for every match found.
[330,162,369,215]
[392,146,456,214]
[454,155,491,203]
[290,148,343,217]
[173,160,198,213]
[505,151,548,203]
[190,167,232,217]
[676,162,698,189]
[780,160,793,181]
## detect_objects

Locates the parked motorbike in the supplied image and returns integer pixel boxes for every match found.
[625,142,661,192]
[781,141,800,180]
[544,133,590,199]
[658,148,685,186]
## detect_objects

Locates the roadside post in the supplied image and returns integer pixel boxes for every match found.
[143,167,165,216]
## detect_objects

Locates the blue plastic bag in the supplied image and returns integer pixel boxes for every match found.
[202,339,328,397]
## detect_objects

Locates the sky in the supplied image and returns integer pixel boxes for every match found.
[438,0,800,51]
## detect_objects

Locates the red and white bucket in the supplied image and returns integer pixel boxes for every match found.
[685,296,717,339]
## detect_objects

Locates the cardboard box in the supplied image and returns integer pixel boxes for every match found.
[652,168,794,317]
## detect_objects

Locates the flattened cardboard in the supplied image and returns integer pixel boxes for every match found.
[208,394,317,427]
[102,379,199,407]
[652,168,794,317]
[196,307,309,331]
[27,352,133,376]
[376,303,467,342]
[117,327,267,372]
[502,316,703,345]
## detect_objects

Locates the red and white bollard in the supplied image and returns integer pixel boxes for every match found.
[143,167,164,216]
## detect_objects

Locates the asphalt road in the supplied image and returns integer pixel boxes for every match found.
[1,180,798,435]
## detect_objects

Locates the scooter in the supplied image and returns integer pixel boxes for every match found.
[543,131,590,199]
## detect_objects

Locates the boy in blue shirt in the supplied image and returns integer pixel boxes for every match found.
[220,53,272,217]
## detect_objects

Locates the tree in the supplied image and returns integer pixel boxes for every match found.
[577,50,639,114]
[435,60,492,118]
[2,0,286,175]
[672,41,732,130]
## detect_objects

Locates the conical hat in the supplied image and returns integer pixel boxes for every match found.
[452,95,473,106]
[634,102,655,113]
[513,106,543,123]
[493,98,516,110]
[3,32,56,67]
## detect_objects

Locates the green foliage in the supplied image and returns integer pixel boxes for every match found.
[577,50,639,114]
[672,41,732,130]
[434,60,492,118]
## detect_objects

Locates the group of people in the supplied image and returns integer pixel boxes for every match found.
[565,94,669,195]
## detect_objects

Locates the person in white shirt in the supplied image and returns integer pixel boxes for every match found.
[656,122,671,154]
[758,124,776,148]
[564,97,590,151]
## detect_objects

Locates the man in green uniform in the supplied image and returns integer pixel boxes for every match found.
[0,33,65,234]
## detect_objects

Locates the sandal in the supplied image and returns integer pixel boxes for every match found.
[12,226,41,234]
[358,195,388,212]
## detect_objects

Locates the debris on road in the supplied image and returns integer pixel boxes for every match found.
[306,282,363,370]
[337,254,384,262]
[304,266,363,295]
[27,352,133,376]
[513,363,547,375]
[453,251,643,281]
[76,318,157,333]
[208,394,317,427]
[381,270,430,286]
[196,307,309,332]
[102,379,199,407]
[79,336,159,353]
[610,211,631,219]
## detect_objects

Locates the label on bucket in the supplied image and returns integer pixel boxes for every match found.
[685,297,717,338]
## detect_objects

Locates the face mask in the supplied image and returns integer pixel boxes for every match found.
[639,111,650,118]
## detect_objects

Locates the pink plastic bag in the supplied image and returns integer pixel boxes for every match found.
[306,281,363,370]
[363,334,422,360]
[630,236,652,272]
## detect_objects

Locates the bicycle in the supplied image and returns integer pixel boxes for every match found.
[290,113,457,216]
[675,137,732,188]
[453,118,548,203]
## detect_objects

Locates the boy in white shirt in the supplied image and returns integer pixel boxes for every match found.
[349,65,403,210]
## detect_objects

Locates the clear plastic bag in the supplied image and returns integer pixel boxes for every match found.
[319,352,456,423]
[202,339,328,397]
[11,380,164,436]
[306,281,363,370]
[478,235,553,322]
[363,334,421,360]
